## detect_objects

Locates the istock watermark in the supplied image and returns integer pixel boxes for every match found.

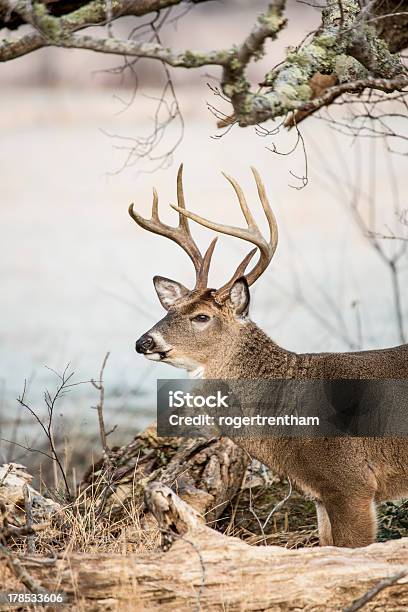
[168,413,320,428]
[169,390,229,408]
[157,378,408,438]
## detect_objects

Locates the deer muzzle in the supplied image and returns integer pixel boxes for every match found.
[135,334,155,354]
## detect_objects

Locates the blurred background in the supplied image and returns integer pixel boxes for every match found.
[1,0,407,481]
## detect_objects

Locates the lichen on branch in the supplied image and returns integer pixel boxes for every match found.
[225,0,407,126]
[0,0,406,129]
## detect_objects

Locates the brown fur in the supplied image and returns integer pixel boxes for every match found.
[138,285,408,548]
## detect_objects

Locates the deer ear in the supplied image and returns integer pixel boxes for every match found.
[153,276,189,310]
[228,277,250,317]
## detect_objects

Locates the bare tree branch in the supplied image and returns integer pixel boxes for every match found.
[59,33,231,66]
[0,0,407,131]
[0,0,189,30]
[297,75,408,115]
[0,0,200,60]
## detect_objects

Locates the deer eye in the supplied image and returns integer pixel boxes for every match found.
[191,314,210,323]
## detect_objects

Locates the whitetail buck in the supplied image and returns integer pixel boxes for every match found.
[130,165,408,548]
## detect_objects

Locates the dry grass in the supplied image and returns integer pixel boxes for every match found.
[30,467,161,557]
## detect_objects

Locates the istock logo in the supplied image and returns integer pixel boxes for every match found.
[168,390,229,408]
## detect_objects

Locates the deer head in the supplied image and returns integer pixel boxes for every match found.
[129,165,278,374]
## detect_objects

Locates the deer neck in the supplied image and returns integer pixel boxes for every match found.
[203,321,296,379]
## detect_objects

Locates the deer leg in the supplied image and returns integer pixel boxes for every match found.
[323,495,377,548]
[315,501,333,546]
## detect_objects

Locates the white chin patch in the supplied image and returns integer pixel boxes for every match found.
[144,353,164,362]
[165,356,203,373]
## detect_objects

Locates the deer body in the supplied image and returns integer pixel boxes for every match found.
[130,165,408,548]
[202,318,408,546]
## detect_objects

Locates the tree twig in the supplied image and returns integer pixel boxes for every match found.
[343,570,407,612]
[23,484,35,555]
[91,351,111,457]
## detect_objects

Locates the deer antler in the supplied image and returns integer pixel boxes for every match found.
[171,167,278,301]
[128,164,217,290]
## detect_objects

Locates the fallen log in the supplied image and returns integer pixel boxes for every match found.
[5,482,407,611]
[80,425,249,522]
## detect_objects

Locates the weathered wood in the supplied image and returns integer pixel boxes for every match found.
[81,425,249,522]
[0,463,59,519]
[5,483,408,611]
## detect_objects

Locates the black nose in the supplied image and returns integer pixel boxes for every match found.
[136,334,155,354]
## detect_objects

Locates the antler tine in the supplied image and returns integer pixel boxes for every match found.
[172,168,278,301]
[128,167,203,274]
[242,167,278,288]
[176,163,190,233]
[195,237,218,290]
[214,248,257,302]
[151,187,159,219]
[251,166,278,247]
[222,172,257,229]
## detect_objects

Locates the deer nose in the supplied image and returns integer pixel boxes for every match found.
[136,334,155,354]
